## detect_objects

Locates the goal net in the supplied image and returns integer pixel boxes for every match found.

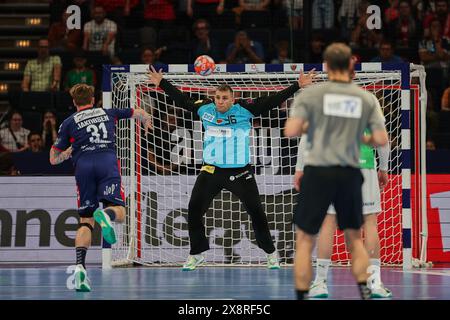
[103,63,426,268]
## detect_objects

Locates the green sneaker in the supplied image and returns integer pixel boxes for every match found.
[370,283,393,298]
[266,252,280,270]
[94,209,116,245]
[74,264,91,292]
[182,255,205,271]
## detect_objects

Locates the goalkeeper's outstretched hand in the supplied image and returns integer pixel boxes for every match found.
[147,65,163,87]
[298,68,317,88]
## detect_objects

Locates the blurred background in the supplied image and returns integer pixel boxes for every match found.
[0,0,449,176]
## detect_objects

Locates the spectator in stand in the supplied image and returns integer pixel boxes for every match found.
[143,0,176,29]
[419,18,450,111]
[350,1,383,49]
[282,0,303,30]
[311,0,334,29]
[48,10,82,52]
[441,85,450,110]
[0,152,19,176]
[423,0,450,38]
[27,132,44,153]
[190,19,222,62]
[141,47,165,65]
[0,111,30,152]
[419,19,450,68]
[338,0,365,40]
[41,110,58,150]
[239,0,270,12]
[187,0,225,21]
[271,40,293,64]
[414,0,436,21]
[64,51,96,90]
[371,40,404,63]
[384,0,400,24]
[21,39,62,92]
[83,5,118,57]
[385,1,420,49]
[93,0,140,26]
[300,33,325,63]
[226,30,264,63]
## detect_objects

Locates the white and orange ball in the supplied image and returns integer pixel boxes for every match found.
[194,55,216,76]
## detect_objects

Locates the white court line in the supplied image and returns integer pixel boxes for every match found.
[393,269,450,277]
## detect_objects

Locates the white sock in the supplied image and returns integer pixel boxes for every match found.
[369,258,382,285]
[314,258,331,283]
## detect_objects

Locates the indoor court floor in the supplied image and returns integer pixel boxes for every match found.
[1,266,450,300]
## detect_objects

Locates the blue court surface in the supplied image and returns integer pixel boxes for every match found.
[1,266,450,300]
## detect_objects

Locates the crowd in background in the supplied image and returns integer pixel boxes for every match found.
[1,0,450,175]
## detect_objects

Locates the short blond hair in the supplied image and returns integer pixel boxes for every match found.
[70,84,95,107]
[323,43,352,72]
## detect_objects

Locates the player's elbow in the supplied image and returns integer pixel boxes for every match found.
[372,130,389,147]
[284,119,302,137]
[284,126,298,138]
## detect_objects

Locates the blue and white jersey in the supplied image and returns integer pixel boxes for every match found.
[52,107,133,165]
[198,103,254,168]
[159,78,300,169]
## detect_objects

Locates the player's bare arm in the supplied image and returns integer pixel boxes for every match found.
[49,146,72,165]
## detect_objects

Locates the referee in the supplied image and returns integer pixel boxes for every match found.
[284,43,388,299]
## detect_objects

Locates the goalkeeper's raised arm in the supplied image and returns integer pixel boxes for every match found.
[147,65,316,115]
[241,69,316,116]
[147,66,207,113]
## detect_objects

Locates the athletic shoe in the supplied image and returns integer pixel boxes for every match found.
[309,280,329,298]
[182,255,205,271]
[266,252,280,270]
[74,264,91,292]
[93,209,116,245]
[370,283,392,298]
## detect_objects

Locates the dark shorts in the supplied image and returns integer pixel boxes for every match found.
[294,165,364,235]
[75,151,125,218]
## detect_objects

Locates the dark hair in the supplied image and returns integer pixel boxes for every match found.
[215,84,233,94]
[28,132,41,141]
[323,43,352,72]
[192,19,210,32]
[8,110,22,122]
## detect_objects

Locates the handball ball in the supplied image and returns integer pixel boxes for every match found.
[194,55,216,76]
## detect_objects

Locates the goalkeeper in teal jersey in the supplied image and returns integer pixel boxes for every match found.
[148,66,316,270]
[295,132,392,298]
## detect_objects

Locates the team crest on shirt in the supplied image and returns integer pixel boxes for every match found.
[202,112,215,122]
[216,119,223,124]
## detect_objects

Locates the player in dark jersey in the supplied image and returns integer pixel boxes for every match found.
[147,66,316,270]
[50,84,152,292]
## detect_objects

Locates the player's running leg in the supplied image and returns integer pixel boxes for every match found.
[294,229,316,299]
[344,229,371,299]
[184,168,222,271]
[363,213,392,298]
[224,166,279,269]
[309,214,336,298]
[74,217,94,292]
[93,205,125,245]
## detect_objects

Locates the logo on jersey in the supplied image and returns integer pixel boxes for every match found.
[216,119,223,124]
[74,108,106,123]
[202,112,215,122]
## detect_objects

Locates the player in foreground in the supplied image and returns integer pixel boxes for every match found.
[284,43,389,299]
[50,84,152,291]
[295,134,392,298]
[147,65,315,271]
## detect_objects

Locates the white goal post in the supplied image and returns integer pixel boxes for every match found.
[101,63,428,269]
